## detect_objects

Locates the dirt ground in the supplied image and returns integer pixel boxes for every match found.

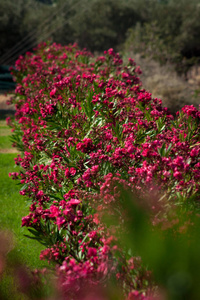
[0,93,19,153]
[0,93,15,110]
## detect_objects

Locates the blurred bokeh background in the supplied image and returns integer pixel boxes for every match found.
[1,0,200,113]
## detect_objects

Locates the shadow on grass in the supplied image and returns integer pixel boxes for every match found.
[0,109,15,121]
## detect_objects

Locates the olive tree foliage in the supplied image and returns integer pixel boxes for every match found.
[0,0,27,57]
[2,0,200,73]
[0,0,143,62]
[0,0,52,63]
[48,0,143,52]
[68,0,142,52]
[124,0,200,75]
[36,0,53,4]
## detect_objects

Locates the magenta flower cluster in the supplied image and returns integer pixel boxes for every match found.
[8,42,200,299]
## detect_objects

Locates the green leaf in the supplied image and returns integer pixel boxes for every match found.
[20,183,29,191]
[79,233,89,245]
[165,143,172,156]
[158,142,166,157]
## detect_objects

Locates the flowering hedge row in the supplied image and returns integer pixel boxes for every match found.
[8,42,200,299]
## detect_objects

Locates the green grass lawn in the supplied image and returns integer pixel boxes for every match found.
[0,119,48,299]
[0,121,14,149]
[0,153,47,269]
[0,135,13,148]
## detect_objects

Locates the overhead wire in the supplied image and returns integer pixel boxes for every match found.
[35,0,93,46]
[36,0,93,45]
[0,0,70,65]
[0,1,68,65]
[0,0,40,64]
[3,0,91,66]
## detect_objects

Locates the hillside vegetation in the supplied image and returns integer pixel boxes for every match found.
[1,0,200,112]
[1,0,200,73]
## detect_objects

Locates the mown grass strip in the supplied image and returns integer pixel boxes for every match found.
[0,153,47,270]
[0,117,48,299]
[0,121,19,153]
[0,118,47,270]
[0,135,13,148]
[0,120,7,126]
[0,127,12,136]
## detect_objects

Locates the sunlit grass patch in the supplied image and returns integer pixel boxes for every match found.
[0,120,7,127]
[0,135,13,148]
[0,127,12,136]
[0,153,47,269]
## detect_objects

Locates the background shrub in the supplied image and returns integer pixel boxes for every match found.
[2,0,200,75]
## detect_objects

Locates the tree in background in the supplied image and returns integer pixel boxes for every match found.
[124,0,200,76]
[0,0,52,64]
[0,0,142,63]
[66,0,142,52]
[1,0,200,76]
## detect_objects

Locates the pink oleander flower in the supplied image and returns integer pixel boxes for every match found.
[67,199,81,206]
[49,205,60,218]
[87,247,97,258]
[173,171,183,180]
[50,88,57,97]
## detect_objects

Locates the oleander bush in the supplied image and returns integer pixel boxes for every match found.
[6,42,200,299]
